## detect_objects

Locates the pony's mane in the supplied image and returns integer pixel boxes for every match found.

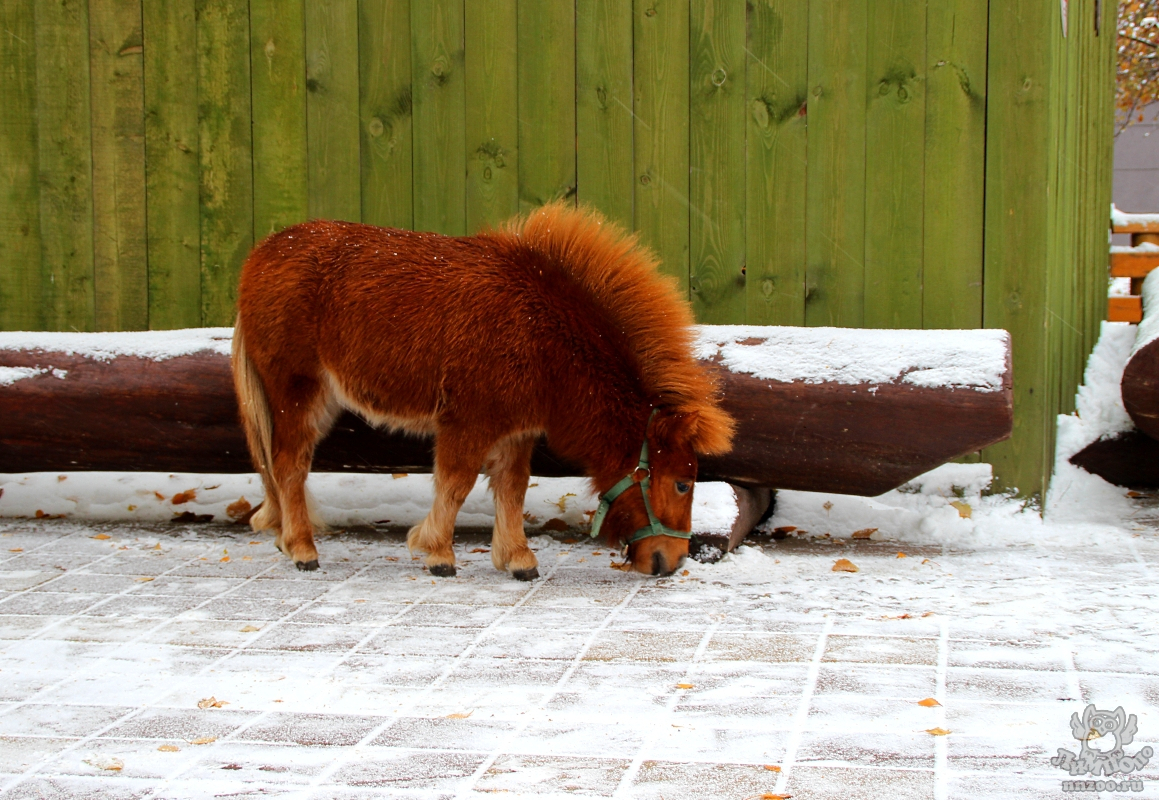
[494,202,734,455]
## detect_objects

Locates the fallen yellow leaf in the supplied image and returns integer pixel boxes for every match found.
[9,548,22,553]
[91,534,110,540]
[917,697,941,707]
[392,473,407,479]
[851,527,877,539]
[681,569,690,576]
[896,552,907,558]
[127,505,137,512]
[446,711,473,719]
[676,683,694,689]
[926,727,951,736]
[136,577,154,582]
[189,736,217,745]
[240,625,260,632]
[220,556,230,563]
[157,744,179,752]
[225,496,252,519]
[171,489,197,505]
[949,500,972,519]
[832,558,859,573]
[197,697,228,709]
[83,755,123,771]
[153,543,162,550]
[763,764,782,772]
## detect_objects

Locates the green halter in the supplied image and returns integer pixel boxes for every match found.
[589,410,692,545]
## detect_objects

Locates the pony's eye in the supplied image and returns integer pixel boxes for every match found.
[675,481,691,494]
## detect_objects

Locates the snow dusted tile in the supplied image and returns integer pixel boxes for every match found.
[1071,640,1159,674]
[794,731,934,769]
[474,754,630,796]
[328,653,450,690]
[254,623,371,654]
[0,570,62,593]
[230,577,337,602]
[441,657,571,691]
[1,776,151,800]
[104,707,258,743]
[34,615,164,645]
[327,748,487,791]
[506,720,645,759]
[1,591,106,616]
[948,638,1063,671]
[813,664,937,698]
[371,715,516,751]
[293,600,410,627]
[650,724,789,764]
[402,602,509,629]
[502,604,608,630]
[134,575,246,598]
[780,765,934,799]
[238,712,384,747]
[48,646,232,707]
[0,703,132,739]
[704,632,816,663]
[626,760,778,800]
[687,662,811,701]
[807,696,941,735]
[172,740,335,784]
[582,631,703,663]
[945,667,1074,703]
[944,773,1070,799]
[0,613,64,639]
[604,605,715,633]
[363,626,480,658]
[821,634,938,666]
[473,627,590,660]
[81,595,205,619]
[185,595,310,622]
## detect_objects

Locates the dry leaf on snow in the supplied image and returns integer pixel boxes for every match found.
[171,490,197,505]
[832,558,859,573]
[948,500,972,519]
[136,577,153,583]
[225,497,252,519]
[197,696,229,709]
[917,698,941,707]
[189,736,217,745]
[676,683,694,689]
[470,548,490,553]
[851,528,877,539]
[9,548,22,553]
[763,764,781,772]
[240,625,260,632]
[91,534,110,540]
[157,745,179,752]
[83,755,123,771]
[446,711,472,719]
[925,727,951,736]
[897,552,907,558]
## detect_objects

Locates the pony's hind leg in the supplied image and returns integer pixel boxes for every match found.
[484,432,539,581]
[268,376,337,571]
[407,431,488,578]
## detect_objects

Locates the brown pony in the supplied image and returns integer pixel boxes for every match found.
[232,203,734,578]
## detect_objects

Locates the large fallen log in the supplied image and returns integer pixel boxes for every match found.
[1122,269,1159,441]
[0,326,1012,498]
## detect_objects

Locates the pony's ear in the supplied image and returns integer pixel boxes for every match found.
[651,405,735,456]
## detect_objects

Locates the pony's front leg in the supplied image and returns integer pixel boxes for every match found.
[407,436,483,578]
[484,433,539,581]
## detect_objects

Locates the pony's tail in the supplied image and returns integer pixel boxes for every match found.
[231,317,281,533]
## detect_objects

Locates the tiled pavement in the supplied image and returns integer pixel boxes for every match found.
[0,519,1157,799]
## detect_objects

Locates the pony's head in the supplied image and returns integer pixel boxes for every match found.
[597,405,734,575]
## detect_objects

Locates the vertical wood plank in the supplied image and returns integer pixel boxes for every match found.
[307,0,361,222]
[251,0,308,239]
[197,0,253,326]
[689,0,745,323]
[411,0,465,235]
[143,0,200,329]
[465,0,518,232]
[745,0,807,327]
[518,0,577,211]
[0,0,44,330]
[36,0,96,331]
[635,0,690,293]
[576,0,633,228]
[361,0,412,229]
[863,0,925,329]
[981,0,1051,498]
[922,0,987,330]
[804,0,867,327]
[89,0,148,331]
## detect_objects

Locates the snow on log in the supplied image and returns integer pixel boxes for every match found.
[0,326,1012,497]
[1121,269,1159,442]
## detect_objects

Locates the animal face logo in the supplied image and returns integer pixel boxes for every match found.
[1051,704,1153,778]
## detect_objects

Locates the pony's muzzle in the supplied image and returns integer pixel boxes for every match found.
[630,535,688,576]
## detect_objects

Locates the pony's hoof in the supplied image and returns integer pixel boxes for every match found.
[296,559,319,572]
[429,563,457,578]
[512,567,539,582]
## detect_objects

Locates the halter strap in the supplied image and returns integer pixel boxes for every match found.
[589,410,691,545]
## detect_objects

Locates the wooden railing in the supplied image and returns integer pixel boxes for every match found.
[1110,210,1159,323]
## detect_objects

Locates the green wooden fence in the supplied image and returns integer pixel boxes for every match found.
[0,0,1115,499]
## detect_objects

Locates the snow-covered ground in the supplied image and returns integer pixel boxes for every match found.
[1,320,1157,798]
